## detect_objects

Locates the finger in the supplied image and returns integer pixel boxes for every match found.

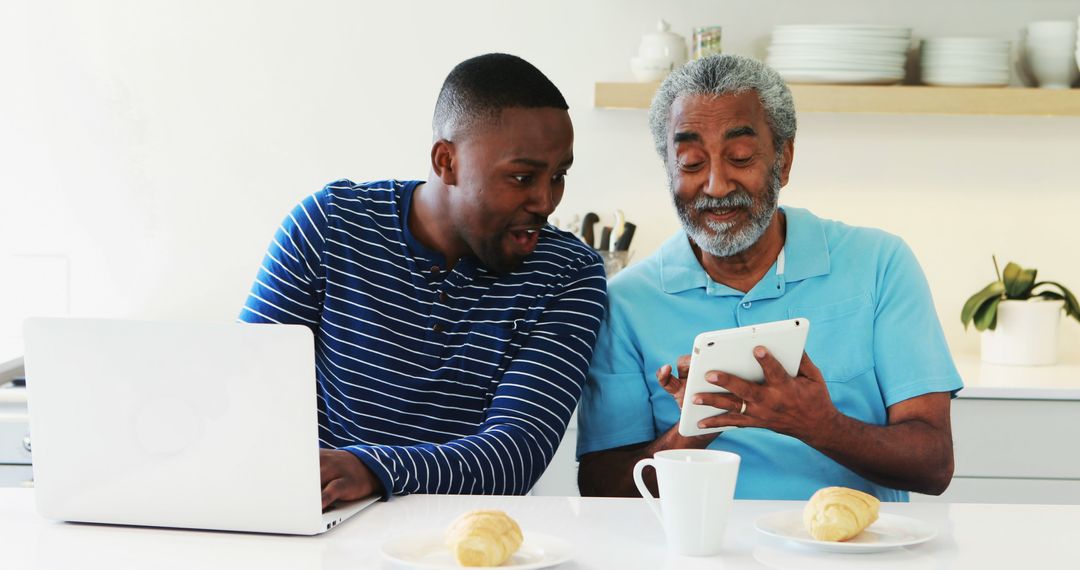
[691,391,743,412]
[321,478,345,511]
[798,351,824,381]
[754,346,791,384]
[319,450,335,485]
[698,411,757,430]
[655,364,684,397]
[706,370,761,402]
[676,354,692,381]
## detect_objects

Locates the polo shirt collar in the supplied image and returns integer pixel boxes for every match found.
[659,206,830,295]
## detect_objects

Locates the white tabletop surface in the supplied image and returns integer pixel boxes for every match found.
[1,489,1078,569]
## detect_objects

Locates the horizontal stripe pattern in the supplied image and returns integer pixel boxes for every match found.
[240,179,606,496]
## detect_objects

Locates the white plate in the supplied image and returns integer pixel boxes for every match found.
[381,530,574,569]
[775,68,905,84]
[755,510,937,554]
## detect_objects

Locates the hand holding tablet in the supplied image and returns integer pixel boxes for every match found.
[677,318,810,437]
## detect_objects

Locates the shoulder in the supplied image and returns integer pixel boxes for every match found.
[320,178,410,205]
[791,207,924,290]
[789,208,909,267]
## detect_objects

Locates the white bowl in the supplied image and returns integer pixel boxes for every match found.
[1027,50,1080,88]
[1027,20,1077,38]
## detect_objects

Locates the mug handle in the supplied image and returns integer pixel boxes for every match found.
[632,458,663,523]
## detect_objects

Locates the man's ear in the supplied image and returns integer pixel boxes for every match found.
[431,139,457,186]
[778,138,795,187]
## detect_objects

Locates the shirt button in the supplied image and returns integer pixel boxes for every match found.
[430,265,441,274]
[742,301,752,309]
[432,322,444,333]
[439,292,448,303]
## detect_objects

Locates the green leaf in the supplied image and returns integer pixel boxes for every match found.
[1003,263,1037,298]
[1002,262,1020,289]
[1037,291,1065,301]
[961,281,1006,329]
[973,296,1002,331]
[1034,281,1080,323]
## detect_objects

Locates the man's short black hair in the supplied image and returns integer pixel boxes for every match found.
[432,53,569,141]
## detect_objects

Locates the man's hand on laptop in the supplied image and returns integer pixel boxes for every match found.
[320,449,382,510]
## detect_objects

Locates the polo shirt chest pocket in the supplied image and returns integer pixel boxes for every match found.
[788,292,875,384]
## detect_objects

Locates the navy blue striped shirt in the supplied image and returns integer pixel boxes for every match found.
[240,179,606,496]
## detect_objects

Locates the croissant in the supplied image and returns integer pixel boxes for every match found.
[803,486,880,542]
[445,509,523,567]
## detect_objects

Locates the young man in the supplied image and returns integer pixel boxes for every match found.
[240,54,606,506]
[577,54,962,501]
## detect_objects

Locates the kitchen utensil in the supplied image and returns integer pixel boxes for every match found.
[609,210,626,252]
[580,212,599,249]
[613,222,636,252]
[598,227,612,251]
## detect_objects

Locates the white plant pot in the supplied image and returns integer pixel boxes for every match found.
[980,299,1064,366]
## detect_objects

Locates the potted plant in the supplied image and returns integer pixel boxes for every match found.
[961,257,1080,366]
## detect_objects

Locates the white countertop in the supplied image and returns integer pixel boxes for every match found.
[1,489,1077,569]
[954,354,1080,400]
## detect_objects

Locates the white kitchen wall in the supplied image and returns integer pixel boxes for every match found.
[2,0,1078,359]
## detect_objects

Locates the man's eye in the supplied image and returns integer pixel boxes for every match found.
[678,162,704,172]
[512,174,534,185]
[552,172,567,184]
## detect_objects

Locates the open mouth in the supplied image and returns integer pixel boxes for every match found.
[507,227,541,255]
[702,208,742,224]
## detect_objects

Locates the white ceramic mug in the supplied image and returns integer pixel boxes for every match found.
[633,449,741,556]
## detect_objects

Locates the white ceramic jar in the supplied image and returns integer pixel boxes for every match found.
[630,19,688,82]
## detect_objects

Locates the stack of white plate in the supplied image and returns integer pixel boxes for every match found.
[921,38,1011,87]
[766,24,911,84]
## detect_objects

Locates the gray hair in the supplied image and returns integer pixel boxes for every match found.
[648,54,796,161]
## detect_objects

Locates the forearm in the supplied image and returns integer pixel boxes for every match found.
[807,413,954,495]
[348,425,553,496]
[578,427,715,497]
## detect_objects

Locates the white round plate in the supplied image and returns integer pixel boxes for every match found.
[755,510,937,554]
[776,68,905,84]
[380,530,574,569]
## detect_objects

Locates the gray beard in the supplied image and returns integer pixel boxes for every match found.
[672,155,783,258]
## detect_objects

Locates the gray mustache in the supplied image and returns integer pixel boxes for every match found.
[691,189,753,212]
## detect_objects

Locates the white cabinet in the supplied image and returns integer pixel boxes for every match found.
[912,396,1080,504]
[535,363,1080,502]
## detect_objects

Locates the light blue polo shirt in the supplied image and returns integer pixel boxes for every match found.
[576,207,963,502]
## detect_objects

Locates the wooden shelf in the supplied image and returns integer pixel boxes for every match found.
[595,82,1080,116]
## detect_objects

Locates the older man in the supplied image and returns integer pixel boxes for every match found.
[240,53,606,507]
[576,54,961,501]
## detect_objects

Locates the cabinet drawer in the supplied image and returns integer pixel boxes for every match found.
[952,399,1080,479]
[912,476,1080,505]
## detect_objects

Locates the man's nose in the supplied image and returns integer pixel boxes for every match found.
[527,181,558,217]
[704,161,736,198]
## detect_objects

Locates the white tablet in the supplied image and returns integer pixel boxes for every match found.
[677,318,810,437]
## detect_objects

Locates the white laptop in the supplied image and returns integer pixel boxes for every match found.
[22,318,376,535]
